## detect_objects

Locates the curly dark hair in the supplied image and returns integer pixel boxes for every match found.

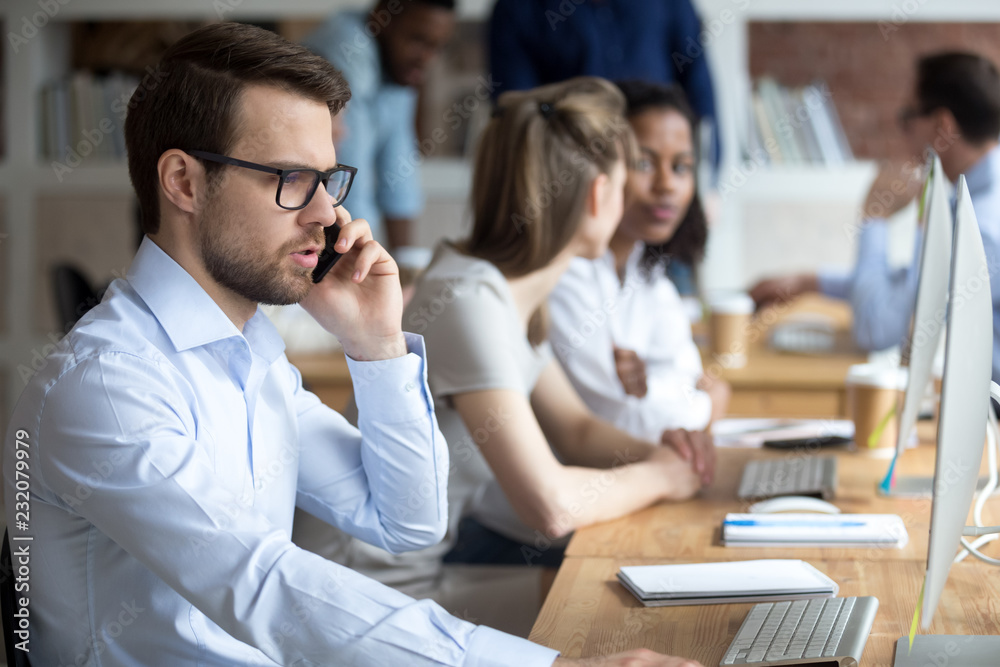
[615,79,708,279]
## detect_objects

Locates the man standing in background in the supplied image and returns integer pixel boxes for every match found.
[305,0,456,250]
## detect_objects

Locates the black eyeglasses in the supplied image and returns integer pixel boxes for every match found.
[188,150,357,211]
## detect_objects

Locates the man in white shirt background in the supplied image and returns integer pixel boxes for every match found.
[3,21,700,667]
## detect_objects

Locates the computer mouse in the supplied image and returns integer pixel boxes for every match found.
[748,496,841,514]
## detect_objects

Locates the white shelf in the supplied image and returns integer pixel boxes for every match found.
[698,0,1000,21]
[11,159,470,197]
[32,162,132,193]
[4,0,493,20]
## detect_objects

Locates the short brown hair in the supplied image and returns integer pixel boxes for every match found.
[124,22,351,234]
[465,77,635,278]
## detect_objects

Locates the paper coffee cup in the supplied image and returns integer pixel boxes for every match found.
[846,364,906,454]
[709,293,754,368]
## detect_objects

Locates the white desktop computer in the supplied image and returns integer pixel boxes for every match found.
[893,177,1000,666]
[880,153,953,497]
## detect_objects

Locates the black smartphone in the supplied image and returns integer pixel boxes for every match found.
[312,223,343,283]
[762,435,853,450]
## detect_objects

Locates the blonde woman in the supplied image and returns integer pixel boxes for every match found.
[295,78,712,660]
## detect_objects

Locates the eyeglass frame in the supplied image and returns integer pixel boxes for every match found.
[187,150,357,211]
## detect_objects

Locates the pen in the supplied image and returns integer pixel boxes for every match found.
[724,519,867,528]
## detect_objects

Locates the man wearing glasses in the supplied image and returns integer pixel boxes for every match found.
[750,51,1000,381]
[4,21,699,667]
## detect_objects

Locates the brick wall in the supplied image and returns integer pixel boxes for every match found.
[749,22,1000,161]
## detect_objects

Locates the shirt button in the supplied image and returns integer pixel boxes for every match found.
[405,382,416,392]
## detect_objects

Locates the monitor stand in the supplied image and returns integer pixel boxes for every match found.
[877,476,992,498]
[894,636,1000,666]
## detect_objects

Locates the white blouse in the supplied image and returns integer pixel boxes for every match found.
[548,242,712,441]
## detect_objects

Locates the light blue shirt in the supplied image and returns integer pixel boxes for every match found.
[818,145,1000,383]
[3,237,558,666]
[304,12,424,245]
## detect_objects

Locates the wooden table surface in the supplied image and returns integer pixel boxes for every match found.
[536,418,1000,666]
[565,422,993,562]
[529,557,1000,667]
[699,295,868,417]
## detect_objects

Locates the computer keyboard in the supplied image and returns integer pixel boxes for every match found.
[721,596,878,666]
[737,456,838,500]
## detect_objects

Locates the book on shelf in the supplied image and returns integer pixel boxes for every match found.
[749,77,854,167]
[40,71,139,163]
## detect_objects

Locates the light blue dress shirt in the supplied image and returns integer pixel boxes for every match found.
[3,237,558,666]
[818,145,1000,383]
[304,12,424,245]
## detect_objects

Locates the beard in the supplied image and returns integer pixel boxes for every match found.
[197,196,324,306]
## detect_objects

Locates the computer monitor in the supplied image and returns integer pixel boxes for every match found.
[895,177,1000,665]
[895,154,951,462]
[878,153,952,496]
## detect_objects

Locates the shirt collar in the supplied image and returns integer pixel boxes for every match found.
[128,237,286,363]
[963,143,1000,200]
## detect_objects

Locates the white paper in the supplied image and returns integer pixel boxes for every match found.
[617,559,838,601]
[721,513,909,548]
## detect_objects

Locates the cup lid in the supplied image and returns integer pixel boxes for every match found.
[846,363,907,389]
[709,292,755,315]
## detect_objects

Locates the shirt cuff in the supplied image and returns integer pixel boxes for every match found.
[816,269,852,300]
[462,626,560,667]
[347,332,432,423]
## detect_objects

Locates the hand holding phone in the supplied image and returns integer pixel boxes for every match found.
[311,223,343,283]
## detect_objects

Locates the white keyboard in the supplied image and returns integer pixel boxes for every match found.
[737,456,838,500]
[721,596,878,666]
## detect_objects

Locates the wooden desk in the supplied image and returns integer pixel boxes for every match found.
[566,428,995,562]
[529,557,1000,666]
[536,420,1000,665]
[700,295,867,418]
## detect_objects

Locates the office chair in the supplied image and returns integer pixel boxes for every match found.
[1,529,29,666]
[52,264,101,332]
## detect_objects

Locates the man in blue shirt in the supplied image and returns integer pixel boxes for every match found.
[4,21,700,667]
[751,52,1000,384]
[305,0,456,250]
[489,0,720,172]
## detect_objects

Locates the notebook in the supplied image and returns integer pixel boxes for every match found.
[617,559,838,607]
[721,513,909,548]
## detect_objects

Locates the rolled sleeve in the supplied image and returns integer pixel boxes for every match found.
[816,269,852,300]
[297,333,448,554]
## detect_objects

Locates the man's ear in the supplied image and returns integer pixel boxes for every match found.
[935,107,962,144]
[157,149,205,216]
[587,172,610,217]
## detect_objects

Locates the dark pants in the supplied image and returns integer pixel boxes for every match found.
[443,517,566,568]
